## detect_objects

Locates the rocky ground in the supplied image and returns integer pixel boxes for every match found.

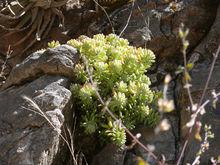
[0,0,220,164]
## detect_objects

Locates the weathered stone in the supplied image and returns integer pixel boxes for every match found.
[87,0,218,59]
[92,143,125,165]
[0,75,72,165]
[0,44,80,164]
[129,115,178,165]
[1,45,79,90]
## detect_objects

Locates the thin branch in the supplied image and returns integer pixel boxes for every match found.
[176,45,220,165]
[92,0,115,34]
[182,38,194,107]
[175,99,210,165]
[135,0,153,38]
[198,45,220,107]
[119,0,134,37]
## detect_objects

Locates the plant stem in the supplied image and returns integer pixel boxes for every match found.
[182,39,194,107]
[198,45,220,107]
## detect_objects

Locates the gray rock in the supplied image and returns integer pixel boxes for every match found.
[87,0,218,59]
[92,143,125,165]
[132,116,178,164]
[0,75,72,165]
[2,44,79,90]
[0,45,78,164]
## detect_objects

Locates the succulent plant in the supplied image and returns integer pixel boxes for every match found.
[68,34,159,147]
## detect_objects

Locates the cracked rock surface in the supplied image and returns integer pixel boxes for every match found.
[0,45,78,164]
[1,45,79,90]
